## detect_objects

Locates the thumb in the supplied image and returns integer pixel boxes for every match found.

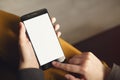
[19,22,28,43]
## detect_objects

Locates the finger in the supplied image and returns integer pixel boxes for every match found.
[69,57,83,65]
[57,31,61,37]
[54,24,60,31]
[72,54,82,58]
[65,74,80,80]
[19,22,30,46]
[19,22,26,42]
[51,17,56,24]
[52,61,84,74]
[68,54,84,64]
[71,53,91,61]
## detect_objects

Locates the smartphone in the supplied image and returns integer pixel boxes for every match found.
[21,8,65,70]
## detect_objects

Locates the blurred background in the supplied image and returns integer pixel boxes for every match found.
[0,0,120,44]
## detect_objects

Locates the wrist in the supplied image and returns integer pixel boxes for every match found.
[19,61,39,70]
[103,65,111,80]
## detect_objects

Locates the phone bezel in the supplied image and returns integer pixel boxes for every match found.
[21,8,65,70]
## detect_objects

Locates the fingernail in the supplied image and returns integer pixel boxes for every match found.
[55,24,60,31]
[53,17,56,21]
[57,32,61,37]
[52,61,57,65]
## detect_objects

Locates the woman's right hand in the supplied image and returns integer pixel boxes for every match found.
[53,52,110,80]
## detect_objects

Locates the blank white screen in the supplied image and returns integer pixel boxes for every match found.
[23,13,64,65]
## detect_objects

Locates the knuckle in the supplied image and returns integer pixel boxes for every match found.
[85,52,93,60]
[88,51,93,54]
[59,63,67,70]
[64,65,75,72]
[82,65,88,74]
[85,52,93,56]
[64,65,70,71]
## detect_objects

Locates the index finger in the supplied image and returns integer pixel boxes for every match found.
[52,61,84,74]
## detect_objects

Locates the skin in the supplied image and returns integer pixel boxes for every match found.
[19,17,110,80]
[19,17,61,69]
[52,52,110,80]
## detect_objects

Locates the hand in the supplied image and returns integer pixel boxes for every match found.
[52,52,110,80]
[19,17,61,69]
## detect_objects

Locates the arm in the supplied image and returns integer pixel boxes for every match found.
[18,22,44,80]
[18,17,61,80]
[107,64,120,80]
[18,68,44,80]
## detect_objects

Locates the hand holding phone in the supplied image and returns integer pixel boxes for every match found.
[19,22,40,69]
[20,9,65,70]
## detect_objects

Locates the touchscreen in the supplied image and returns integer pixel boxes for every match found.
[23,13,64,66]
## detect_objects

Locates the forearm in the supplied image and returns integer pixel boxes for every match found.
[107,64,120,80]
[18,68,44,80]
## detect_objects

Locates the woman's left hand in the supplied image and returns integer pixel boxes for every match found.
[19,17,61,69]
